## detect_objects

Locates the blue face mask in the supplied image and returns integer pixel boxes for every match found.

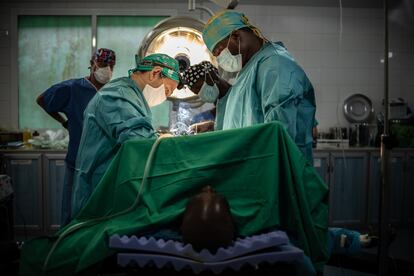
[217,35,242,73]
[198,69,219,103]
[198,81,219,103]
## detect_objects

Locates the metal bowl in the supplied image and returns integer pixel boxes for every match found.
[343,93,374,123]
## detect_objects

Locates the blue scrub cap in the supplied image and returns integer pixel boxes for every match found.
[202,10,265,52]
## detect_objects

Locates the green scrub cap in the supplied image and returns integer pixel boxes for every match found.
[202,10,265,52]
[129,53,180,83]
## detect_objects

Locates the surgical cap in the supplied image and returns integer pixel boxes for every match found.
[202,10,257,52]
[182,61,218,89]
[132,53,181,83]
[92,48,116,65]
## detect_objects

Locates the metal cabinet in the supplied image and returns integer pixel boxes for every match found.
[313,152,329,185]
[368,153,404,226]
[43,154,66,233]
[405,153,414,226]
[329,152,369,228]
[2,153,43,236]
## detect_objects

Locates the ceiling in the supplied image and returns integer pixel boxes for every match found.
[238,0,383,8]
[3,0,384,8]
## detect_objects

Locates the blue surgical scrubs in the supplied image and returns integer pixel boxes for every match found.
[42,77,97,226]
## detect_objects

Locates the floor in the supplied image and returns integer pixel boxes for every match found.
[326,228,414,276]
[324,266,375,276]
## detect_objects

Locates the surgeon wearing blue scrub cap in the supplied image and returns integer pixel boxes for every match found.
[203,10,317,163]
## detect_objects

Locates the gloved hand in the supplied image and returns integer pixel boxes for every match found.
[189,121,215,133]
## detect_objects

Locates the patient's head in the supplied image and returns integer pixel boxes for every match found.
[180,186,235,252]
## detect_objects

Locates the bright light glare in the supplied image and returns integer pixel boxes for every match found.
[146,27,216,98]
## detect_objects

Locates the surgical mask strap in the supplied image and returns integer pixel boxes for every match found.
[225,32,241,56]
[203,64,216,86]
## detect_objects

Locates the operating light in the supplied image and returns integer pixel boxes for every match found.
[139,17,216,98]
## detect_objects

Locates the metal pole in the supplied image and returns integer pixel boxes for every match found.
[378,0,391,275]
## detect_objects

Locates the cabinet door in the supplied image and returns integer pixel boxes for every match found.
[329,152,368,228]
[43,154,66,233]
[3,154,43,235]
[405,153,414,226]
[368,153,404,226]
[313,152,329,185]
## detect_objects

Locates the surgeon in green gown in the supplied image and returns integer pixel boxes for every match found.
[202,10,317,163]
[71,53,180,218]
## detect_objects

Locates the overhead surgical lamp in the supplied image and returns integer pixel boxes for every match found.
[138,16,217,99]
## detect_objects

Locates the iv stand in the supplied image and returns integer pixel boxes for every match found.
[378,0,391,275]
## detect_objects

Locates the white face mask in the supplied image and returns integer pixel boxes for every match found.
[94,65,112,84]
[142,82,167,107]
[217,35,242,73]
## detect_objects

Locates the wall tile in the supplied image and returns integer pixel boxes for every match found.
[318,85,340,102]
[304,33,323,51]
[304,50,322,69]
[338,52,357,68]
[322,17,339,34]
[336,68,355,86]
[402,85,414,105]
[320,68,339,85]
[286,33,305,51]
[0,101,11,129]
[320,34,339,51]
[321,51,338,68]
[286,16,305,33]
[291,50,305,65]
[0,66,10,83]
[0,82,10,102]
[306,67,322,85]
[0,34,10,48]
[0,47,10,66]
[0,12,10,29]
[368,35,385,52]
[304,16,324,33]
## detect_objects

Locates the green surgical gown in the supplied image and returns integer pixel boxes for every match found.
[71,77,157,218]
[221,42,316,162]
[214,92,229,131]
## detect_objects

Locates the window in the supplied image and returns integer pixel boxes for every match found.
[18,15,167,129]
[97,16,169,129]
[18,15,91,129]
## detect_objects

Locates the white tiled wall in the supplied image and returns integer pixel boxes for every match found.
[236,4,414,131]
[0,1,413,131]
[0,6,11,129]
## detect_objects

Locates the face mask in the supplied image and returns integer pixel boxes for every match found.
[94,65,112,84]
[198,70,219,103]
[142,82,167,107]
[217,35,242,73]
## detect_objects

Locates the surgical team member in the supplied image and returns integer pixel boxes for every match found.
[202,10,317,163]
[182,61,231,132]
[71,53,180,218]
[36,48,116,226]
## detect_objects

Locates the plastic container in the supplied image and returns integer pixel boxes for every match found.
[22,129,32,144]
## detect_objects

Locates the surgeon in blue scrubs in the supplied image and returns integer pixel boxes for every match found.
[36,48,116,226]
[202,10,316,163]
